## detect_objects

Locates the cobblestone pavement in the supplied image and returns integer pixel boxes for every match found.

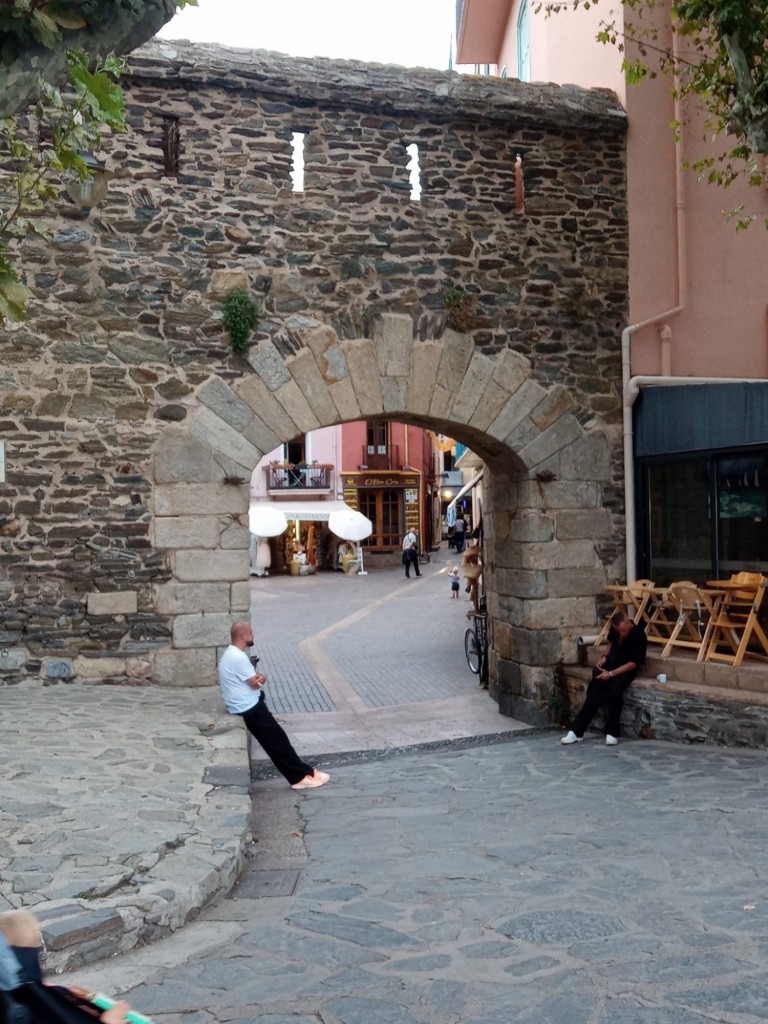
[252,548,477,715]
[0,686,249,969]
[67,734,768,1024]
[1,544,513,970]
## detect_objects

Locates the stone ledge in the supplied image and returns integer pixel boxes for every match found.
[562,664,768,749]
[34,729,251,973]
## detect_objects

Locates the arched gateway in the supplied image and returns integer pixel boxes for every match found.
[0,41,628,725]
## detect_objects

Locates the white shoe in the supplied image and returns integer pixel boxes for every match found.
[605,734,619,746]
[560,731,582,745]
[291,771,330,791]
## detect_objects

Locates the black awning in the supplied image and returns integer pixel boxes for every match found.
[635,382,768,457]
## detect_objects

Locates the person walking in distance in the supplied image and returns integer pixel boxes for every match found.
[561,611,647,747]
[402,527,421,579]
[453,512,467,553]
[218,621,330,790]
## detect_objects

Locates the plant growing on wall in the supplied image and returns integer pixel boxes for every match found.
[443,284,477,332]
[0,0,196,325]
[222,287,260,355]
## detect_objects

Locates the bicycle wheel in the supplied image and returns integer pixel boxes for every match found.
[465,628,481,674]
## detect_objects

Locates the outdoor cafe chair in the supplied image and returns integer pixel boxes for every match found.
[660,582,724,660]
[595,579,655,645]
[704,572,768,667]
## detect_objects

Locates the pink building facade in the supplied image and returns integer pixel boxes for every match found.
[250,421,437,573]
[457,0,768,584]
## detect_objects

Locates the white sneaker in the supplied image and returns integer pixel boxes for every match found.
[291,772,329,791]
[605,734,619,746]
[560,731,582,745]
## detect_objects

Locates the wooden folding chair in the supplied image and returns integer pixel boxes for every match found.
[595,580,655,645]
[660,582,723,660]
[704,573,768,667]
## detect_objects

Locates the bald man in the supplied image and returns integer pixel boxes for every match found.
[218,621,330,791]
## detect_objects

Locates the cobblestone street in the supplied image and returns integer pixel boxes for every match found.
[69,735,768,1024]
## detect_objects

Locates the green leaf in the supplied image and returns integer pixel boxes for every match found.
[43,3,87,29]
[30,8,62,49]
[0,270,31,324]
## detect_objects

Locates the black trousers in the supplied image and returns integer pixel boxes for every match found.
[404,550,421,577]
[241,696,313,785]
[570,670,632,738]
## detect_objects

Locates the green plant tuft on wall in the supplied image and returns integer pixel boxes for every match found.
[222,287,259,355]
[443,284,477,332]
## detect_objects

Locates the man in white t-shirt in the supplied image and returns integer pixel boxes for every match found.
[402,528,421,579]
[218,621,330,791]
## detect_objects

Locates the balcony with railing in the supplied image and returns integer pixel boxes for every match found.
[360,445,400,470]
[265,464,334,493]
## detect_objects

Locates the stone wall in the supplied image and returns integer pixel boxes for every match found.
[0,41,628,714]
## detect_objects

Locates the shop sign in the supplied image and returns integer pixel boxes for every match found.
[343,472,419,488]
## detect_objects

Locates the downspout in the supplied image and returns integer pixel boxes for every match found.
[621,27,687,582]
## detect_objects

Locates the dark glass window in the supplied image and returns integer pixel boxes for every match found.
[641,448,768,584]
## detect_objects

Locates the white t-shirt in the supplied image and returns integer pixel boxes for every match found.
[218,644,261,714]
[403,531,417,551]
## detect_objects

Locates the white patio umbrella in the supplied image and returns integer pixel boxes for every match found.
[328,508,373,576]
[248,503,289,538]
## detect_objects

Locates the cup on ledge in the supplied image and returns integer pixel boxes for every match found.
[656,673,667,684]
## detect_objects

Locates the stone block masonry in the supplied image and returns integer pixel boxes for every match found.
[0,40,628,717]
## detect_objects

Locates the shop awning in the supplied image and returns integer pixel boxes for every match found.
[447,469,483,511]
[251,499,355,524]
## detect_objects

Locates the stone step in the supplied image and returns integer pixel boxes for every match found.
[562,663,768,746]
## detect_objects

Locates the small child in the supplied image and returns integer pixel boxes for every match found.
[449,566,460,598]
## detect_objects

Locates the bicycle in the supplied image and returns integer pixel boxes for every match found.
[464,594,488,683]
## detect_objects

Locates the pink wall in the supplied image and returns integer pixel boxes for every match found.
[341,421,432,476]
[463,0,768,383]
[497,1,624,99]
[250,425,342,498]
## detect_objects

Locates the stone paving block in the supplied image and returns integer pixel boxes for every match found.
[230,869,300,899]
[203,766,252,789]
[42,908,123,951]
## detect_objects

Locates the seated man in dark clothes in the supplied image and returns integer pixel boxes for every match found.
[561,611,647,747]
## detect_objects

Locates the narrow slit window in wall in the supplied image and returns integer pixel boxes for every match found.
[515,153,525,214]
[405,143,422,202]
[161,115,180,176]
[290,132,305,193]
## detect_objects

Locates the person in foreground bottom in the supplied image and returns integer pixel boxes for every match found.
[561,610,647,747]
[218,621,330,791]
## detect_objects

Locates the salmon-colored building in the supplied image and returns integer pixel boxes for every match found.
[249,421,438,573]
[457,0,768,584]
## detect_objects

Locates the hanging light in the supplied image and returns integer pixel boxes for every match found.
[65,152,110,210]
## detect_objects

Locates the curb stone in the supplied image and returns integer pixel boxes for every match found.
[38,729,252,974]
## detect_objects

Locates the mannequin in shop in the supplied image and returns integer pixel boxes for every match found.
[336,541,359,574]
[251,536,271,577]
[291,541,316,575]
